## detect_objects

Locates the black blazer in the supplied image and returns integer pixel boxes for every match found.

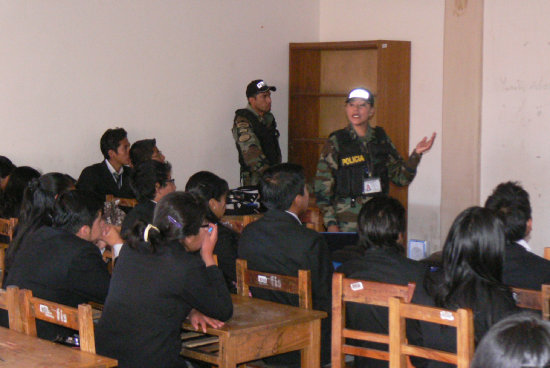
[2,226,110,341]
[503,241,550,289]
[77,161,135,199]
[338,247,427,368]
[96,241,233,368]
[238,209,333,365]
[214,222,239,292]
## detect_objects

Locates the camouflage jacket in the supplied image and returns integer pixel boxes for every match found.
[232,105,281,186]
[314,124,421,230]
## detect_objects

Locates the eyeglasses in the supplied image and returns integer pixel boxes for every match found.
[200,224,209,228]
[166,179,175,184]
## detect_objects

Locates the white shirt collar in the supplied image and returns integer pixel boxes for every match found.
[516,239,532,252]
[104,159,123,176]
[285,210,302,225]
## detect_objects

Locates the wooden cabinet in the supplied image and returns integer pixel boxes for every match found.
[288,40,411,208]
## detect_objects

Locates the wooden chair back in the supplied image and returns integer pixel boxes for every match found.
[0,242,8,286]
[545,247,550,261]
[220,214,262,233]
[332,273,416,368]
[105,194,138,208]
[388,296,474,368]
[300,206,323,232]
[19,289,96,353]
[236,258,312,309]
[0,217,17,241]
[511,285,550,320]
[0,286,22,331]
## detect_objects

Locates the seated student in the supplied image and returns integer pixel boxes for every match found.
[411,207,518,368]
[485,181,550,289]
[2,189,111,341]
[77,127,135,199]
[185,171,239,292]
[120,160,175,238]
[0,156,15,192]
[129,138,166,167]
[4,173,75,276]
[0,166,40,218]
[471,312,550,368]
[238,163,332,366]
[338,196,426,368]
[96,192,233,368]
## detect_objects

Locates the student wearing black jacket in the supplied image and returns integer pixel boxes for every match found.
[239,163,332,366]
[96,192,232,368]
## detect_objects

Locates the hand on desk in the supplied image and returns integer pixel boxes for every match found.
[188,308,225,333]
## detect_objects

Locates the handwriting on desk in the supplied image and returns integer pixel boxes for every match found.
[257,275,282,289]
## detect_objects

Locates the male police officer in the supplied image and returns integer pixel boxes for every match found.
[315,88,436,232]
[233,79,282,186]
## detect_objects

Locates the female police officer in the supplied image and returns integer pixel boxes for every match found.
[314,88,436,232]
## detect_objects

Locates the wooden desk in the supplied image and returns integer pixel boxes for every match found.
[181,294,327,368]
[0,326,117,368]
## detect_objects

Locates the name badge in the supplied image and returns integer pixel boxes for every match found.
[363,177,382,195]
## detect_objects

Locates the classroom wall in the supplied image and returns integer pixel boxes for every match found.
[319,0,445,251]
[0,0,320,187]
[481,0,550,255]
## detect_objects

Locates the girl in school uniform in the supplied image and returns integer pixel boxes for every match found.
[96,191,233,368]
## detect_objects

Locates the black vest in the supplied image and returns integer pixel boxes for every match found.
[331,127,392,198]
[235,109,281,168]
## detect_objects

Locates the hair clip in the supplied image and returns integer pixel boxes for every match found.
[167,215,183,228]
[144,224,159,242]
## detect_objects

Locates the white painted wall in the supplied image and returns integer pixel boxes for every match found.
[482,0,550,255]
[319,0,445,250]
[0,0,320,188]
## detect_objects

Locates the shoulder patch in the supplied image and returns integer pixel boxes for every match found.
[236,122,250,128]
[238,128,249,134]
[239,134,251,142]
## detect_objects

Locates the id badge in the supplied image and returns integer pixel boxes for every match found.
[363,177,382,195]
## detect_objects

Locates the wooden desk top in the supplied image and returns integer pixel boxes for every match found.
[186,294,327,336]
[0,326,117,368]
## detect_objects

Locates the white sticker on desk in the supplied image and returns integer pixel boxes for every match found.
[440,311,454,321]
[350,282,364,291]
[39,304,54,319]
[258,275,268,285]
[56,308,68,323]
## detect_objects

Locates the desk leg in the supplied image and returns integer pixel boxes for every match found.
[301,319,321,368]
[220,338,238,368]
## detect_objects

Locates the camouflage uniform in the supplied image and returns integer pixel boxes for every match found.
[232,105,281,186]
[314,124,421,232]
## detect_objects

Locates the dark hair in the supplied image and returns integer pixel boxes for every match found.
[485,181,531,242]
[5,172,75,272]
[0,166,41,218]
[185,171,229,222]
[357,196,405,253]
[259,163,305,211]
[430,207,509,328]
[53,190,104,234]
[100,128,128,159]
[471,312,550,368]
[126,191,207,253]
[0,156,15,179]
[131,160,172,201]
[129,139,156,167]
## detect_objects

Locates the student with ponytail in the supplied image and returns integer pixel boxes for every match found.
[96,191,233,368]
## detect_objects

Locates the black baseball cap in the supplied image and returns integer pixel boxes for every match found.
[246,79,276,98]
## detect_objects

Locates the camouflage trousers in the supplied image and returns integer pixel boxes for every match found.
[332,196,373,232]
